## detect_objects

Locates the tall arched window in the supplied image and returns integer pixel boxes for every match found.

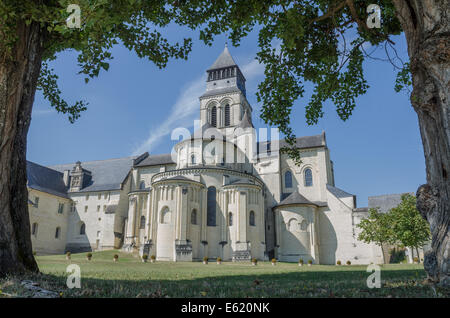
[140,215,146,229]
[207,187,216,226]
[191,154,196,165]
[211,106,217,127]
[228,212,233,226]
[161,207,171,224]
[80,223,86,235]
[249,211,255,226]
[191,209,197,225]
[139,181,146,190]
[32,223,38,237]
[55,227,61,239]
[224,104,230,126]
[304,168,313,187]
[284,170,293,188]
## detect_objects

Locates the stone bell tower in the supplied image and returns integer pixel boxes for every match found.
[199,45,254,136]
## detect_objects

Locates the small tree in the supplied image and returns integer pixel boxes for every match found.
[389,194,431,263]
[357,208,394,264]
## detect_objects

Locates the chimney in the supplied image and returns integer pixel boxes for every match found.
[63,170,70,187]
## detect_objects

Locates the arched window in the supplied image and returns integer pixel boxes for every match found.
[249,211,255,226]
[80,223,86,235]
[140,215,146,229]
[207,187,216,226]
[32,223,38,237]
[191,154,196,165]
[161,207,171,224]
[224,104,230,126]
[304,168,313,187]
[211,106,217,127]
[228,212,233,226]
[191,209,197,225]
[139,181,146,190]
[300,219,308,231]
[55,227,61,239]
[284,170,293,188]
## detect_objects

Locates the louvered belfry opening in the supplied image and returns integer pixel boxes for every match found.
[211,106,217,127]
[225,104,230,126]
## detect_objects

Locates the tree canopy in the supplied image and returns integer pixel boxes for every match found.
[172,0,409,162]
[0,0,192,122]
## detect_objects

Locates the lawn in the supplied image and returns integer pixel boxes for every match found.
[0,250,447,298]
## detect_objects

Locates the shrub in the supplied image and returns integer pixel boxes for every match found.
[216,257,222,262]
[150,255,156,260]
[271,258,277,263]
[298,258,304,264]
[66,252,71,257]
[346,260,351,265]
[142,254,148,260]
[307,260,313,265]
[33,251,36,256]
[337,260,342,265]
[413,257,419,263]
[113,254,119,259]
[203,257,208,262]
[86,252,92,258]
[251,258,258,264]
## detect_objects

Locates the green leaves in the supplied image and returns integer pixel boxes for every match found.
[172,0,404,164]
[357,194,431,252]
[37,62,88,123]
[389,194,430,249]
[1,0,194,123]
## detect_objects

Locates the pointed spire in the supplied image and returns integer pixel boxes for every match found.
[237,109,254,129]
[207,45,238,71]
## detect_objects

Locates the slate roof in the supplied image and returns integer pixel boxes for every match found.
[207,46,238,71]
[368,193,414,213]
[326,184,354,199]
[49,156,138,192]
[275,191,327,208]
[135,153,175,167]
[27,161,69,198]
[257,132,326,154]
[200,87,242,99]
[237,110,254,129]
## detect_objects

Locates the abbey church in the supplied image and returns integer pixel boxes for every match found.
[26,46,384,264]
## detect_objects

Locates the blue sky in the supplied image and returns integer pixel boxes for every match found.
[27,25,425,207]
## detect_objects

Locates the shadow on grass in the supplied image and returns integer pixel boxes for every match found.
[3,266,444,298]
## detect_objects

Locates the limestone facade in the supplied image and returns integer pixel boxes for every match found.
[26,47,389,264]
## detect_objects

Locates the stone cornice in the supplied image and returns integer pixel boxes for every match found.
[151,167,264,187]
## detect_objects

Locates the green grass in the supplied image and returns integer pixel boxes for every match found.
[0,250,447,298]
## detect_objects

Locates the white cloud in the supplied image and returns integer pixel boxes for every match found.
[131,55,265,156]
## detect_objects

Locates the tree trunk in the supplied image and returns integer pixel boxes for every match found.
[393,0,449,287]
[0,21,44,277]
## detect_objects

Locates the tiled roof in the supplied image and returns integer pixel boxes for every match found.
[27,161,69,198]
